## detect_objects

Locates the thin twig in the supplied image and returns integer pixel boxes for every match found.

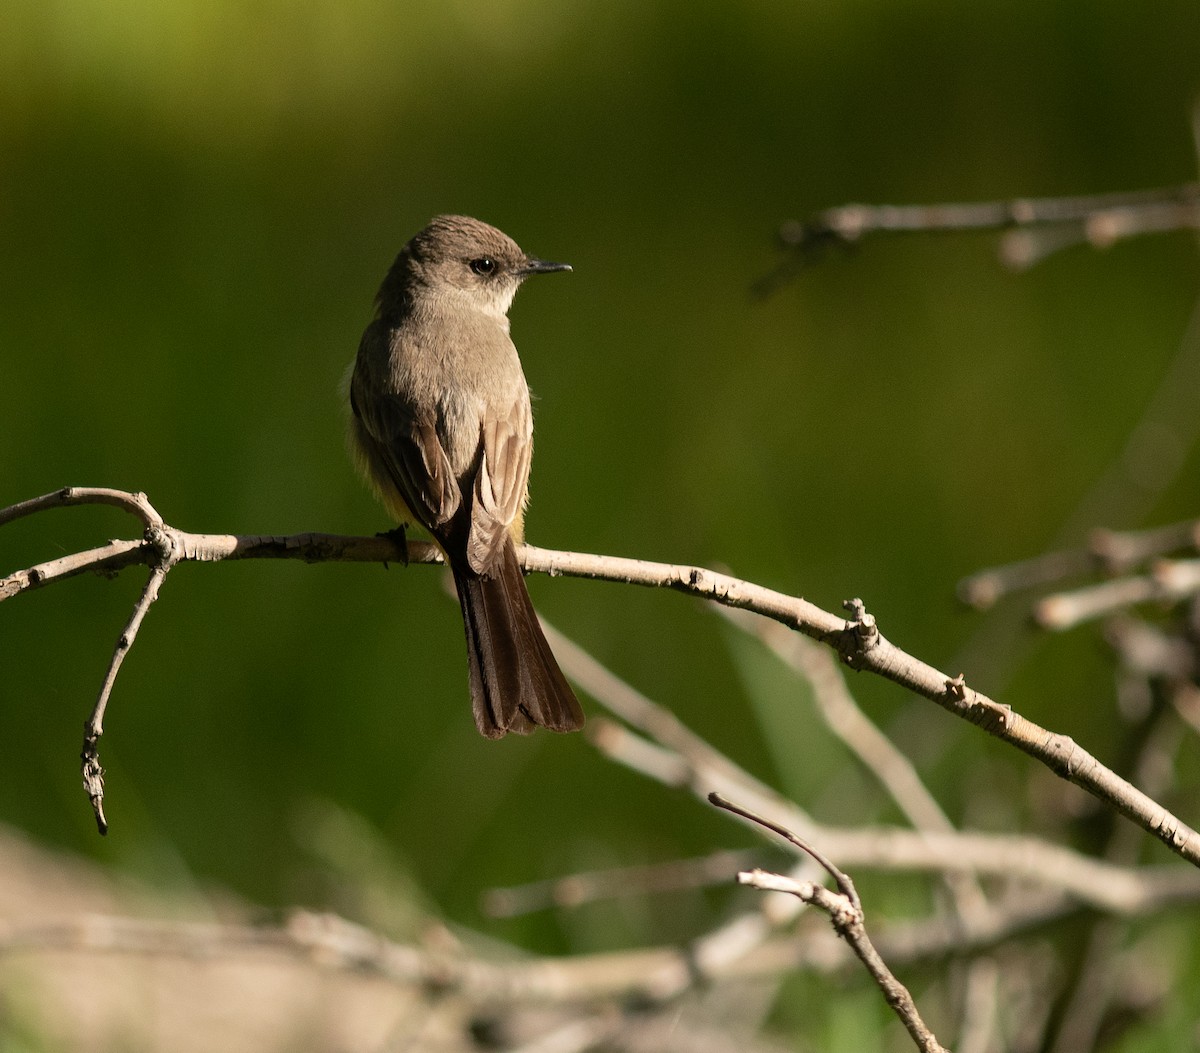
[769,183,1200,282]
[1035,559,1200,631]
[80,562,172,835]
[1105,618,1197,684]
[957,546,1101,612]
[482,850,760,918]
[545,625,825,995]
[586,708,1200,914]
[718,611,993,903]
[720,608,998,1045]
[0,486,163,531]
[708,793,856,906]
[710,793,950,1053]
[956,519,1200,611]
[542,622,800,829]
[956,958,1000,1053]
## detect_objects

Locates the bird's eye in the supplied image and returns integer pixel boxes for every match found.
[469,256,497,276]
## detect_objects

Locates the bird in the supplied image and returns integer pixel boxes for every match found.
[347,215,584,738]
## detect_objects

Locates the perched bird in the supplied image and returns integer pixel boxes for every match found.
[348,215,584,738]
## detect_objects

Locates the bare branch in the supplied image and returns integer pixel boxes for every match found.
[956,958,1000,1053]
[80,562,172,835]
[568,650,1200,914]
[742,868,951,1053]
[482,850,759,918]
[957,519,1200,611]
[717,610,995,903]
[0,539,145,600]
[1106,618,1198,684]
[0,486,164,531]
[543,622,798,825]
[957,546,1102,612]
[538,625,1200,1047]
[720,608,999,1044]
[711,793,950,1053]
[0,879,1182,1035]
[0,907,904,1002]
[1035,558,1200,631]
[1,525,429,603]
[709,793,857,906]
[768,183,1200,284]
[5,487,1200,868]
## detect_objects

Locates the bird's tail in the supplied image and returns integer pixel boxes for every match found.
[452,541,584,738]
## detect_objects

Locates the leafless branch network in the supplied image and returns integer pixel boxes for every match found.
[4,486,1199,874]
[6,139,1200,1049]
[5,484,1200,1050]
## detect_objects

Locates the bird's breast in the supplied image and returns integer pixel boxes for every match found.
[391,315,530,478]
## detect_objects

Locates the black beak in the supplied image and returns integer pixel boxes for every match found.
[519,257,572,276]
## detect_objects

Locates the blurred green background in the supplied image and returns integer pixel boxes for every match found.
[3,0,1200,1045]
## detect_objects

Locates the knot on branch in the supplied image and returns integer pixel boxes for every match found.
[827,892,865,936]
[145,524,183,568]
[944,674,1012,730]
[945,673,968,703]
[836,598,879,668]
[80,727,108,835]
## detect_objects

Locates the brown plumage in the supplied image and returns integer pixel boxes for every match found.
[347,215,583,738]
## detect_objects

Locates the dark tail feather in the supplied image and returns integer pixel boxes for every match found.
[452,542,584,739]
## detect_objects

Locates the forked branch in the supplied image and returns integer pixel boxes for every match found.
[4,486,1200,870]
[710,792,950,1053]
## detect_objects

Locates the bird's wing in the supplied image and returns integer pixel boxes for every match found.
[468,396,533,575]
[349,366,461,531]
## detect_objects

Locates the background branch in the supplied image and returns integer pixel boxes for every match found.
[711,792,951,1053]
[766,183,1200,285]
